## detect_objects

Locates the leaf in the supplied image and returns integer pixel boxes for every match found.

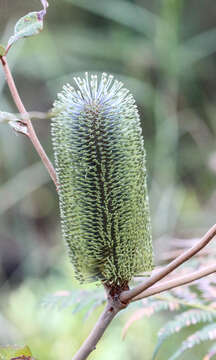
[180,28,216,68]
[7,0,49,49]
[0,345,33,360]
[8,13,43,48]
[0,45,6,57]
[153,310,216,360]
[171,285,197,302]
[169,323,216,360]
[41,288,105,317]
[65,0,162,38]
[84,299,105,321]
[203,343,216,360]
[122,298,181,339]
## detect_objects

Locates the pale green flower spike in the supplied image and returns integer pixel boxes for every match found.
[51,73,153,287]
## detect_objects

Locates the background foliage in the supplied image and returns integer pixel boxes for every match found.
[0,0,216,359]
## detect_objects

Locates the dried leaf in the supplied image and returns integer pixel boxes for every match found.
[0,345,33,360]
[0,45,6,57]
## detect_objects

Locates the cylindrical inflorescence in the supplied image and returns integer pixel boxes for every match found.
[51,73,153,287]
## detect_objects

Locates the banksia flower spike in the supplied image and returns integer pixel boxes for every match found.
[51,73,153,288]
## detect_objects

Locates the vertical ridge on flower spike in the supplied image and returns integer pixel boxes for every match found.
[51,72,153,286]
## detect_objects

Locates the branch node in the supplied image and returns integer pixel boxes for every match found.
[9,120,29,136]
[104,283,130,311]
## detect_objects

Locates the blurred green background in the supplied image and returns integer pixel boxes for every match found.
[0,0,216,359]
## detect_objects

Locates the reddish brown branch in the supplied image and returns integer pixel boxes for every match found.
[0,56,58,189]
[120,224,216,303]
[132,263,216,301]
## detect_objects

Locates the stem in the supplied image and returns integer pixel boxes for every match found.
[132,263,216,301]
[120,224,216,303]
[0,56,58,189]
[72,302,118,360]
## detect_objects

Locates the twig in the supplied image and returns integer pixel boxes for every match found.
[25,111,53,120]
[0,56,58,189]
[0,111,53,125]
[132,263,216,301]
[72,302,119,360]
[72,284,130,360]
[71,225,216,360]
[120,224,216,303]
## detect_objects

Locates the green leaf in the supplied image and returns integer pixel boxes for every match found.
[0,345,33,360]
[153,309,216,360]
[41,288,105,317]
[204,343,216,360]
[8,12,44,48]
[123,298,181,340]
[169,323,216,360]
[0,45,6,57]
[65,0,162,38]
[7,0,49,49]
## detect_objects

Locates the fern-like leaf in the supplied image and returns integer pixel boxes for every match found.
[41,288,105,317]
[153,309,216,359]
[122,297,181,339]
[203,343,216,360]
[168,323,216,360]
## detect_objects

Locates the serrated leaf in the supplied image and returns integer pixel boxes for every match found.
[0,345,32,360]
[169,323,216,360]
[0,45,6,57]
[7,0,49,49]
[153,310,216,360]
